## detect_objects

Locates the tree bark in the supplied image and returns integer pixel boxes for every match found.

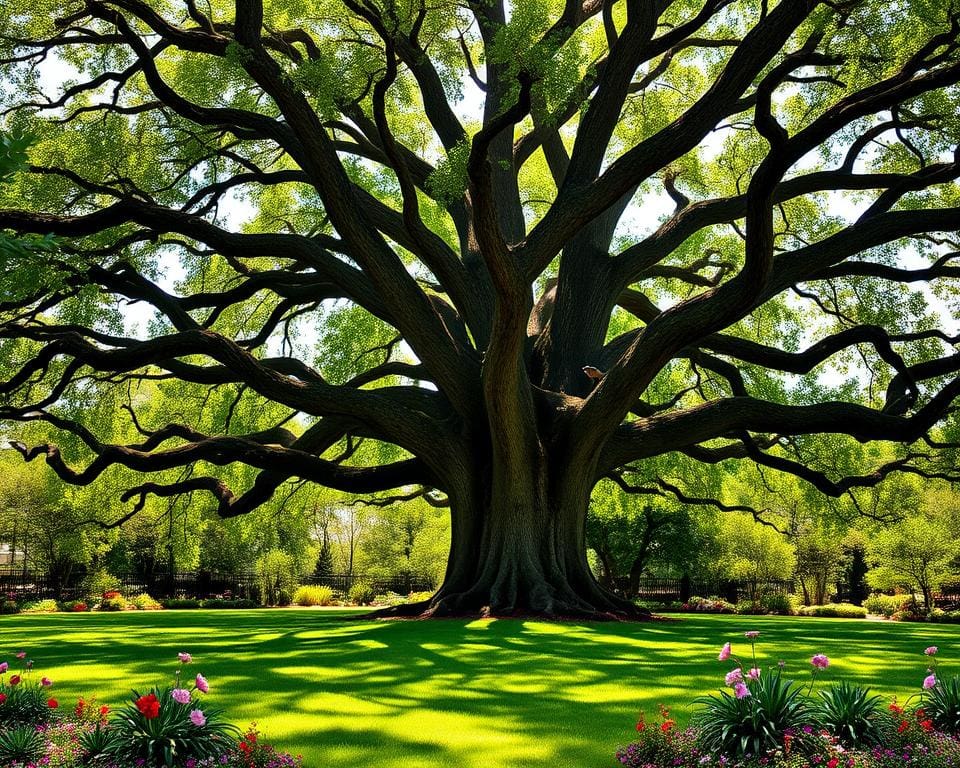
[373,458,645,619]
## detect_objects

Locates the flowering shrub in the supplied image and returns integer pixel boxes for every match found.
[0,651,301,768]
[616,636,960,768]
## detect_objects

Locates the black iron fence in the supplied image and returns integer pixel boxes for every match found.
[0,569,434,603]
[618,576,795,604]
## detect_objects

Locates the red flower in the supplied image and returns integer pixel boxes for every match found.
[135,693,160,719]
[660,720,675,733]
[898,721,909,733]
[889,702,903,715]
[75,697,86,717]
[9,675,20,686]
[0,693,6,704]
[828,758,839,768]
[635,720,645,732]
[47,698,59,708]
[921,720,934,733]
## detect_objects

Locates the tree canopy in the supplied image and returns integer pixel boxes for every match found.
[2,0,960,617]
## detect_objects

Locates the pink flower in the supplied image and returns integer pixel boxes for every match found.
[178,652,193,664]
[15,652,26,659]
[718,643,732,661]
[744,631,760,640]
[725,668,744,687]
[925,647,938,656]
[195,674,209,694]
[734,682,751,699]
[171,688,191,705]
[189,709,206,727]
[811,654,830,669]
[924,674,937,690]
[748,668,761,680]
[40,677,52,687]
[0,662,7,673]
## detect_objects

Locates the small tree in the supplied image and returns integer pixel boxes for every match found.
[255,549,298,606]
[793,528,843,606]
[719,515,796,606]
[866,517,960,612]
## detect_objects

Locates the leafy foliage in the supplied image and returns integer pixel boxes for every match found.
[925,676,960,736]
[0,724,45,764]
[814,681,883,746]
[109,686,239,767]
[694,671,813,757]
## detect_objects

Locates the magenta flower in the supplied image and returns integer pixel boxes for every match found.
[0,662,7,673]
[195,674,209,694]
[40,677,52,687]
[925,647,938,657]
[718,643,732,661]
[15,652,26,660]
[744,631,760,640]
[734,682,751,699]
[189,709,206,727]
[748,668,761,680]
[924,674,937,690]
[811,654,830,669]
[178,652,193,664]
[725,668,744,686]
[171,688,191,705]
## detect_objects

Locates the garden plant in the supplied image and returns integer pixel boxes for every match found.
[0,649,301,768]
[616,635,960,768]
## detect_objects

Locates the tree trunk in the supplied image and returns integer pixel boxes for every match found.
[373,457,645,620]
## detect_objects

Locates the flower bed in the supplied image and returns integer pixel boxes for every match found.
[616,635,960,768]
[0,650,301,767]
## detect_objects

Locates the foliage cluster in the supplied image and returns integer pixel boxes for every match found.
[0,651,300,768]
[617,640,960,768]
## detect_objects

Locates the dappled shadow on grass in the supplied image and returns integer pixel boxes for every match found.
[2,611,953,768]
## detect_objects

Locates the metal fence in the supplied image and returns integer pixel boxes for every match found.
[0,569,434,603]
[621,577,795,604]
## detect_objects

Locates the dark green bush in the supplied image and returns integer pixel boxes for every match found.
[201,598,259,609]
[0,724,45,764]
[348,582,376,606]
[693,670,813,757]
[161,598,202,609]
[799,603,867,618]
[814,681,882,745]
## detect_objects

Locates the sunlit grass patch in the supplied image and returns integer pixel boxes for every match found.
[1,610,951,767]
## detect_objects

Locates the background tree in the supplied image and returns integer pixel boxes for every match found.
[866,515,960,611]
[716,513,796,606]
[3,0,960,617]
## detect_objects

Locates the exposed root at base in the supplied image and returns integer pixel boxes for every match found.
[360,595,654,622]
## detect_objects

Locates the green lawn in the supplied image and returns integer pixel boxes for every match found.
[1,610,954,767]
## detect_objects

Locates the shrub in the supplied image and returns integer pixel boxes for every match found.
[761,592,796,615]
[256,549,298,606]
[348,582,376,606]
[201,598,259,609]
[686,596,736,614]
[62,600,89,612]
[99,594,129,611]
[82,569,120,601]
[131,593,163,610]
[864,593,912,617]
[799,603,867,618]
[0,725,45,765]
[814,681,883,745]
[20,598,59,613]
[735,598,765,615]
[293,585,335,606]
[162,598,202,609]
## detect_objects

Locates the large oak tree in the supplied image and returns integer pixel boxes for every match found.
[2,0,960,617]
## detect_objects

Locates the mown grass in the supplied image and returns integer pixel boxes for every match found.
[0,610,953,767]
